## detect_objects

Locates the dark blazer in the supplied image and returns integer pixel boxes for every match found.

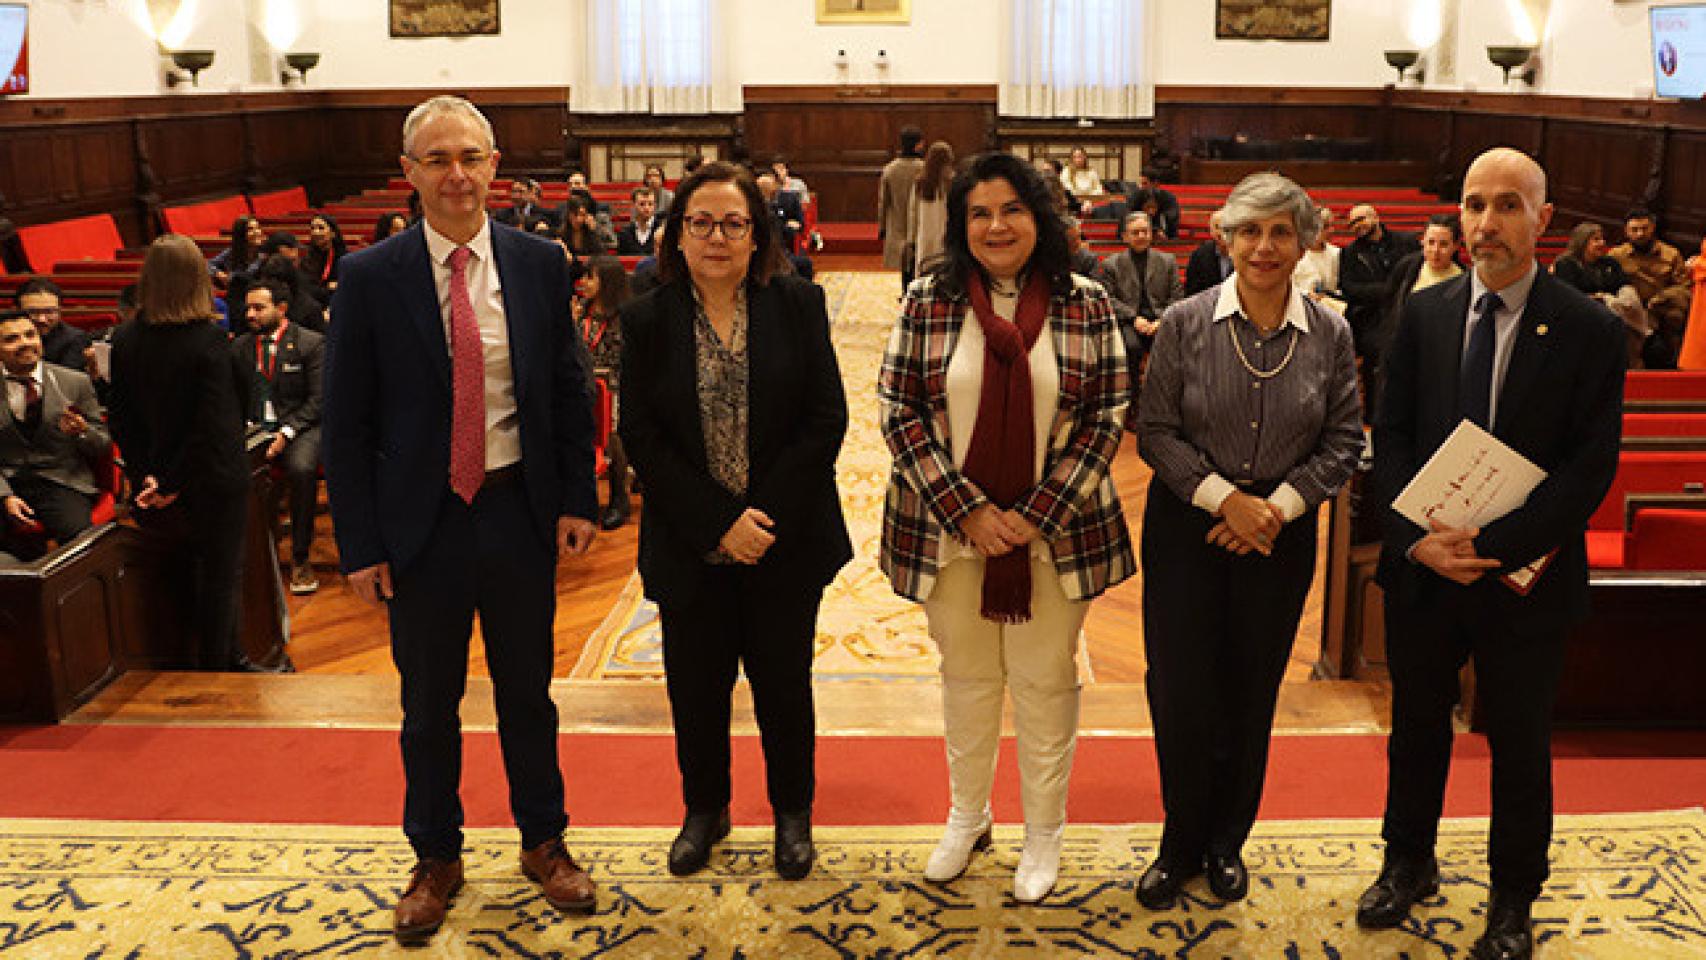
[493,204,558,232]
[1183,241,1229,297]
[618,275,852,608]
[615,217,660,256]
[108,318,250,499]
[1373,269,1625,633]
[767,193,806,251]
[1341,228,1420,337]
[231,321,324,436]
[0,363,109,499]
[41,323,92,372]
[323,223,599,575]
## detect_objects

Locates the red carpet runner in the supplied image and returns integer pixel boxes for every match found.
[2,726,1702,827]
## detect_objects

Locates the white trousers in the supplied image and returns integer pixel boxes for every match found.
[923,555,1089,827]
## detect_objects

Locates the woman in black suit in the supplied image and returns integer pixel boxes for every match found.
[108,234,256,672]
[618,162,852,882]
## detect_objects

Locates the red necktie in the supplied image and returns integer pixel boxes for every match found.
[9,374,40,430]
[446,246,486,503]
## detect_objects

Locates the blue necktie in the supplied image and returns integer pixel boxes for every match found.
[1461,292,1502,428]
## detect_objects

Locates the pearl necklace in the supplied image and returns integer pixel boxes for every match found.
[1228,316,1299,380]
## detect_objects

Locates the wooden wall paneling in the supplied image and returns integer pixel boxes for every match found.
[0,122,142,244]
[141,114,248,206]
[1444,111,1543,183]
[487,103,570,179]
[1662,130,1706,244]
[1544,120,1659,227]
[243,108,326,201]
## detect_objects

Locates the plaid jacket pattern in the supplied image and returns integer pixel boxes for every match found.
[878,272,1136,603]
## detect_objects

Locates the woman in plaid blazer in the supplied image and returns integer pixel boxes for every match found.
[878,152,1134,903]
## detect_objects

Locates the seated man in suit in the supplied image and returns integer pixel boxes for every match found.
[1184,209,1233,295]
[756,170,814,280]
[1128,171,1181,238]
[233,279,325,594]
[1097,211,1184,361]
[494,177,555,232]
[0,310,109,560]
[1063,216,1100,277]
[15,278,92,372]
[616,186,662,255]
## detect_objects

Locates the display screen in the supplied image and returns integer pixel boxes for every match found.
[0,4,25,95]
[1652,4,1706,100]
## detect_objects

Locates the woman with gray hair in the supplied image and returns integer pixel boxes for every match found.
[1552,220,1651,366]
[1132,171,1364,910]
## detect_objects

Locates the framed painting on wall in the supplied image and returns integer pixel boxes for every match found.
[1215,0,1330,41]
[390,0,500,38]
[816,0,910,25]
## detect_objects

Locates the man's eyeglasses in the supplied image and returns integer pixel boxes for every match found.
[23,307,60,319]
[683,214,753,241]
[408,151,493,173]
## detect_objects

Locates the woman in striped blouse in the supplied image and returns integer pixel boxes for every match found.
[1133,172,1364,910]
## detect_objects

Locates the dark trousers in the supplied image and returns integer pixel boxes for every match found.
[659,565,821,816]
[1140,482,1317,866]
[2,473,94,557]
[279,427,321,566]
[138,485,247,670]
[387,476,566,860]
[1382,589,1565,902]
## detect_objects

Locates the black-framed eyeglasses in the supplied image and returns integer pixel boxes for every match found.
[23,307,60,319]
[683,214,753,241]
[408,150,493,173]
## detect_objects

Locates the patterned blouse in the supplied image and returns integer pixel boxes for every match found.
[579,300,622,392]
[694,285,750,564]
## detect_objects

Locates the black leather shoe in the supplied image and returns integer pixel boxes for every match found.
[774,811,814,880]
[1469,890,1533,960]
[1355,853,1440,929]
[1136,858,1202,910]
[667,809,731,877]
[599,505,628,531]
[1206,851,1249,901]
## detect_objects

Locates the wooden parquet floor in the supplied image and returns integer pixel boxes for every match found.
[73,268,1390,735]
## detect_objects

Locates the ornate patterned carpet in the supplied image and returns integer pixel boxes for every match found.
[574,272,1038,684]
[3,811,1702,957]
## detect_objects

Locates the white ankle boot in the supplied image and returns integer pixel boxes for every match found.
[925,808,993,882]
[1013,823,1064,903]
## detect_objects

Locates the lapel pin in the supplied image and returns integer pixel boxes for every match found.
[1535,324,1549,336]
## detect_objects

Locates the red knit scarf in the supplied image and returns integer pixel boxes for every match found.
[962,273,1050,623]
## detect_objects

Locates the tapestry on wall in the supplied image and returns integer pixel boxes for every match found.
[1216,0,1331,41]
[390,0,500,38]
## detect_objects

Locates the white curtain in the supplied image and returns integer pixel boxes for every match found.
[579,0,734,114]
[1002,0,1153,119]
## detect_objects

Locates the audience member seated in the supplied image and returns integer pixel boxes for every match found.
[1645,285,1691,370]
[1375,213,1463,410]
[0,309,109,560]
[1034,157,1078,216]
[209,215,265,289]
[560,195,609,259]
[1339,202,1419,378]
[232,279,324,594]
[1097,210,1183,362]
[770,156,808,199]
[1293,205,1341,300]
[644,164,675,216]
[616,186,662,255]
[299,214,348,306]
[1060,146,1103,200]
[494,177,557,232]
[1063,216,1100,277]
[1554,220,1652,367]
[14,278,92,372]
[1129,172,1180,239]
[1609,208,1692,309]
[755,170,814,280]
[370,211,409,245]
[1184,210,1232,296]
[229,231,305,322]
[256,252,326,333]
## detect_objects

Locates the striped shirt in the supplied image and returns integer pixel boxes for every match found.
[1135,279,1364,518]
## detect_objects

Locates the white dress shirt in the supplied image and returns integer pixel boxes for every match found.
[422,217,522,471]
[4,362,43,422]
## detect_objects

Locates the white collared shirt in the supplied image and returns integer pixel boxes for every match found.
[1464,261,1537,431]
[4,361,43,422]
[422,217,522,470]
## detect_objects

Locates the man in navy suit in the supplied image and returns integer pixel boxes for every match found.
[1360,148,1624,960]
[323,95,600,945]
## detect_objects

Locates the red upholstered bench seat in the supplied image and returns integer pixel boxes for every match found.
[1624,413,1706,437]
[1585,530,1627,570]
[163,195,251,237]
[249,186,310,218]
[1626,371,1706,402]
[1626,508,1706,570]
[1588,451,1706,532]
[16,214,124,272]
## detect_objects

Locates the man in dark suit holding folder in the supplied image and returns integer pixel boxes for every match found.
[1361,148,1624,960]
[324,95,600,945]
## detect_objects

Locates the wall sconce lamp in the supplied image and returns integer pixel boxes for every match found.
[281,52,320,85]
[164,49,215,88]
[1487,45,1537,86]
[1384,49,1423,85]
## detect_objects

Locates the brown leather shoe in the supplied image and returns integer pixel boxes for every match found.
[520,837,597,914]
[394,857,463,944]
